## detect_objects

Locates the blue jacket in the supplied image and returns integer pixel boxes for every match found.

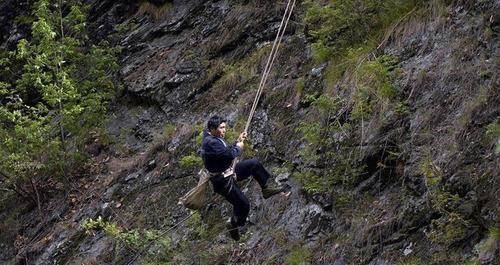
[200,130,241,173]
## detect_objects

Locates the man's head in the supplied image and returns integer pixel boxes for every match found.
[207,115,227,138]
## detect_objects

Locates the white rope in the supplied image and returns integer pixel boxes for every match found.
[244,0,296,134]
[246,0,291,128]
[245,0,292,128]
[245,0,295,133]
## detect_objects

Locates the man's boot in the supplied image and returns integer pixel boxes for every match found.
[226,218,240,241]
[261,182,285,199]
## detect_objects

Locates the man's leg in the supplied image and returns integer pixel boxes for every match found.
[223,183,250,227]
[234,158,270,188]
[210,175,250,226]
[223,181,250,241]
[235,158,286,199]
[210,175,250,240]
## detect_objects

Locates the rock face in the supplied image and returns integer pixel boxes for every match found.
[89,0,294,116]
[0,0,499,264]
[0,0,31,49]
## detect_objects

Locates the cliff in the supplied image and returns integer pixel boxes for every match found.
[0,0,498,264]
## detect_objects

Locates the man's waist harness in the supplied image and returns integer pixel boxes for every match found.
[206,167,236,196]
[207,167,234,179]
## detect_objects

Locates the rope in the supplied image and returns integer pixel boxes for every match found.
[244,0,292,133]
[244,0,296,133]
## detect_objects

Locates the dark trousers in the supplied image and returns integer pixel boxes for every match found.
[209,158,270,227]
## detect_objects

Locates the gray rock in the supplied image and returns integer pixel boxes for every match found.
[103,184,120,201]
[311,64,326,77]
[99,203,112,218]
[147,159,157,171]
[124,171,142,183]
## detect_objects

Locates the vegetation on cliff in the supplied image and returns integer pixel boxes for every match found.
[0,0,117,212]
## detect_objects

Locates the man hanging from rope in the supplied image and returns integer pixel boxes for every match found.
[201,115,287,241]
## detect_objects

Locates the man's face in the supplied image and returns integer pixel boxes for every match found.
[211,122,226,138]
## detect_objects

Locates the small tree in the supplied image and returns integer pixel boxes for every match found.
[0,0,118,212]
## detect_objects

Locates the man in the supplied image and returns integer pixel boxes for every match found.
[200,115,286,240]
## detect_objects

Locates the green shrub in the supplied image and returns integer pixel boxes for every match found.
[494,139,499,155]
[296,95,342,147]
[191,59,224,94]
[0,0,118,194]
[325,152,367,187]
[179,155,202,169]
[456,85,489,129]
[14,15,36,26]
[294,94,368,193]
[202,209,226,240]
[194,123,205,145]
[186,212,208,239]
[81,216,173,263]
[286,245,312,265]
[430,190,459,213]
[491,226,500,239]
[323,42,376,88]
[293,152,366,194]
[478,226,500,261]
[216,64,241,94]
[293,171,325,193]
[312,94,342,115]
[332,191,353,211]
[303,0,424,63]
[223,126,240,144]
[162,123,177,139]
[296,121,323,147]
[427,212,469,245]
[295,77,305,94]
[395,100,410,114]
[429,250,462,265]
[114,20,138,35]
[485,120,500,154]
[270,229,289,247]
[351,54,400,120]
[419,157,442,187]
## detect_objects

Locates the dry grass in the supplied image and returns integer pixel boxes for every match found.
[195,46,273,110]
[190,59,225,96]
[378,0,451,50]
[137,1,172,21]
[377,6,420,50]
[456,85,490,129]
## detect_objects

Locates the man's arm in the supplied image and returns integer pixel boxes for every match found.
[207,137,241,160]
